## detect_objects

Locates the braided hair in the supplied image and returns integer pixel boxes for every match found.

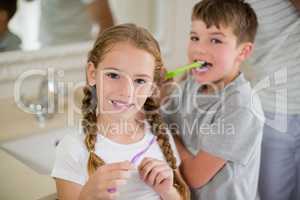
[81,23,189,199]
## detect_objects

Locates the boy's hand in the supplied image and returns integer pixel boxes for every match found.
[138,157,174,196]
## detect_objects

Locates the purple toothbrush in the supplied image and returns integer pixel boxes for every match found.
[107,135,156,193]
[130,135,156,164]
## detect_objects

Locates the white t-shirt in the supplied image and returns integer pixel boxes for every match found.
[51,125,180,200]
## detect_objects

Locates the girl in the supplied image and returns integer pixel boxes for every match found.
[51,24,189,200]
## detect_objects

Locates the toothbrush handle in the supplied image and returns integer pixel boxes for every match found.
[107,136,156,193]
[165,62,204,79]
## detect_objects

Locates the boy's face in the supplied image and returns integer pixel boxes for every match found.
[188,19,252,85]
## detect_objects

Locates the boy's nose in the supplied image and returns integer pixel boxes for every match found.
[194,42,208,54]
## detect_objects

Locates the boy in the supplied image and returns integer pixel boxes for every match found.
[161,0,264,199]
[0,0,21,52]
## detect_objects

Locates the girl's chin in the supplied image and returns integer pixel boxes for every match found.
[109,108,138,118]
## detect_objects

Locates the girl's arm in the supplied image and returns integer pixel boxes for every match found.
[55,179,82,200]
[174,136,226,189]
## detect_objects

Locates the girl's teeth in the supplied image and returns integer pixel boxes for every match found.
[110,100,132,108]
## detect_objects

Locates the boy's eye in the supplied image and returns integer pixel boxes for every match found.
[211,38,222,44]
[135,78,146,84]
[190,36,199,41]
[106,72,120,79]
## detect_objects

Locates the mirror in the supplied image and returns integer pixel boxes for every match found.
[6,0,161,52]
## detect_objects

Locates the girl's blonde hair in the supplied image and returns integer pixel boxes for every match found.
[81,23,189,199]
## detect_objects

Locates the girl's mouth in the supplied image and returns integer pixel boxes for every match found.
[109,99,134,109]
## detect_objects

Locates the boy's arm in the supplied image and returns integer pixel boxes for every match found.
[174,136,226,189]
[290,0,300,11]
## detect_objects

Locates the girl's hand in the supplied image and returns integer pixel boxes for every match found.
[79,161,134,200]
[138,157,174,197]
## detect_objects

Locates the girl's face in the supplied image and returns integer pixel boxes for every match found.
[88,42,155,121]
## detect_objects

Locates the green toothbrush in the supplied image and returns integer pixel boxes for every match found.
[165,61,205,79]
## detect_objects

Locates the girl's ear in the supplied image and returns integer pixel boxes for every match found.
[237,42,254,63]
[87,62,97,86]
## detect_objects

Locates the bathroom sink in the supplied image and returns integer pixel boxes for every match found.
[0,127,76,175]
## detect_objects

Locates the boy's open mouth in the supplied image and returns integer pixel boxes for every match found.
[193,60,213,73]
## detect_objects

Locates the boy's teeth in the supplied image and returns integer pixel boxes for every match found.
[194,60,203,63]
[192,60,212,73]
[195,67,209,72]
[194,60,211,67]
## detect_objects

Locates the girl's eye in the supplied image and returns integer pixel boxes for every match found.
[211,38,222,44]
[106,72,120,79]
[190,36,199,41]
[135,79,146,84]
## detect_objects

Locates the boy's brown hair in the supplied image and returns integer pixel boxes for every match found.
[192,0,258,44]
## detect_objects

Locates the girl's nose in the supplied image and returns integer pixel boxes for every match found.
[119,78,135,99]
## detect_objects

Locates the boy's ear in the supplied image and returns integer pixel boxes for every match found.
[237,42,254,62]
[87,62,97,86]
